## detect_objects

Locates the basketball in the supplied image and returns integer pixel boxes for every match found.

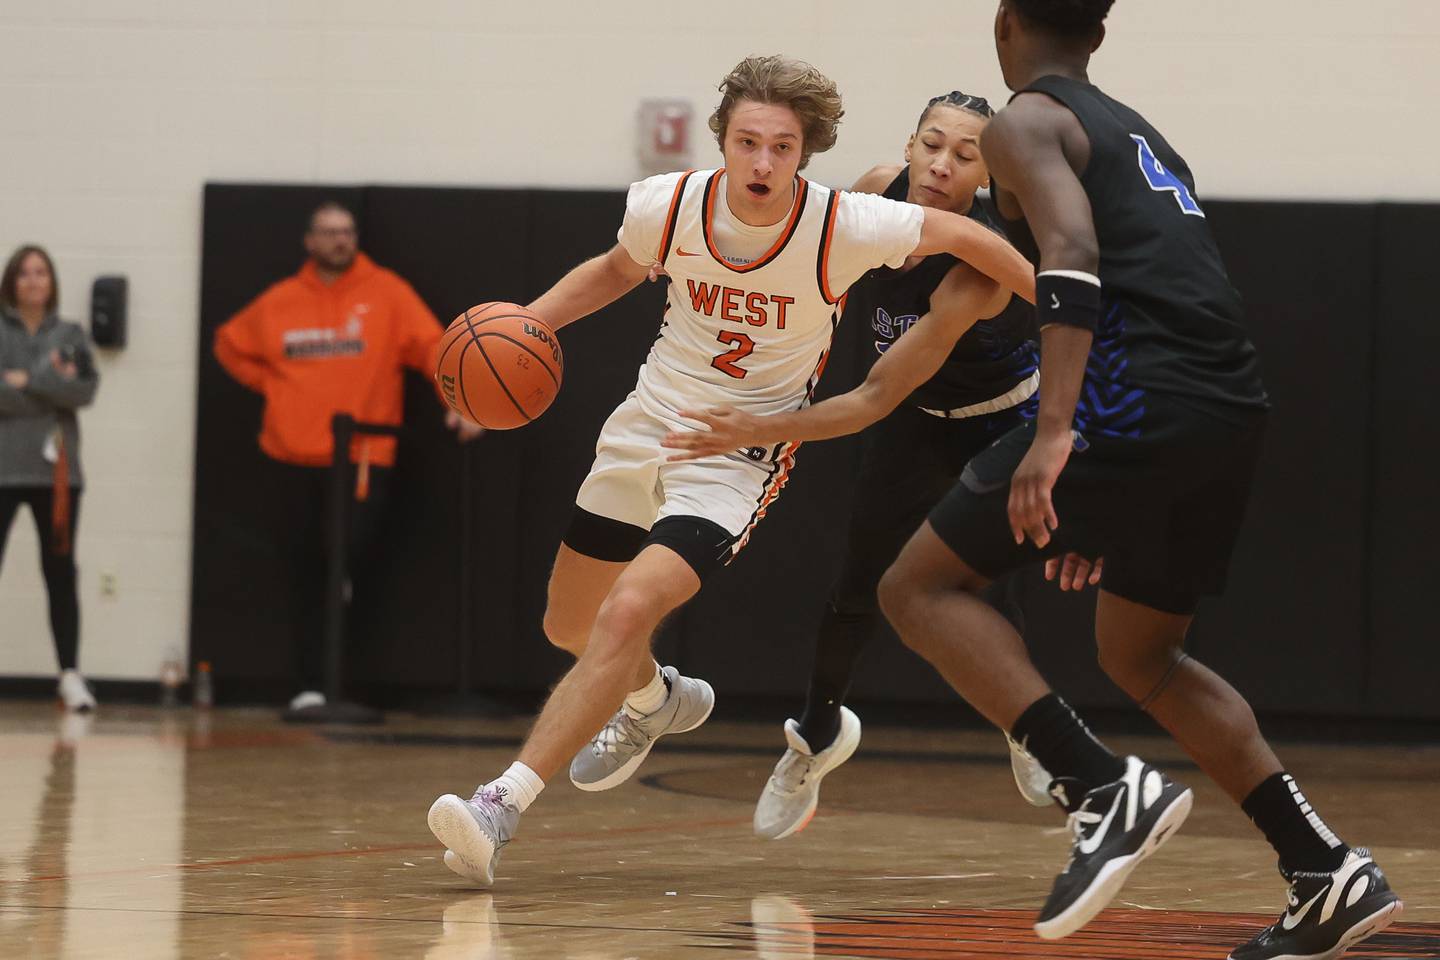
[434,302,563,430]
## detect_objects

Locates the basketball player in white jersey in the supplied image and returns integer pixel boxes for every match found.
[426,55,1035,887]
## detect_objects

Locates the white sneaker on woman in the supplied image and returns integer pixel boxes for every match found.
[58,669,96,712]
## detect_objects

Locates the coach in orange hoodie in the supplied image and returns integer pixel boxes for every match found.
[215,200,478,711]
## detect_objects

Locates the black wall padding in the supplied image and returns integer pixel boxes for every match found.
[1368,204,1440,717]
[192,183,1440,720]
[354,186,534,689]
[1189,202,1378,715]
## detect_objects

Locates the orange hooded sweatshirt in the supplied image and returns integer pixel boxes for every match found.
[214,253,440,467]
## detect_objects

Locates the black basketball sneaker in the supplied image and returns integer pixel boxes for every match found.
[1229,848,1403,960]
[1034,755,1193,939]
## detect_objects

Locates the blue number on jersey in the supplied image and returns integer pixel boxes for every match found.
[1130,134,1205,218]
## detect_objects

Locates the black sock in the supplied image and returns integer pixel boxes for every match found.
[1011,694,1126,799]
[795,601,874,751]
[1241,773,1348,874]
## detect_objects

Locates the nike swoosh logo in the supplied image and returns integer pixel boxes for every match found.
[675,248,702,257]
[1050,293,1061,309]
[1281,889,1328,930]
[1077,791,1124,855]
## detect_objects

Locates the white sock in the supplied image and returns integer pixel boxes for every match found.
[623,662,669,718]
[479,762,544,813]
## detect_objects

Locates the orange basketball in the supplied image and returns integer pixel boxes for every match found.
[434,302,563,430]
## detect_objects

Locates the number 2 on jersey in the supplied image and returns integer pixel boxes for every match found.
[711,330,754,379]
[1131,134,1205,218]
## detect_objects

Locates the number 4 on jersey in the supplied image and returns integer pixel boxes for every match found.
[1131,134,1205,218]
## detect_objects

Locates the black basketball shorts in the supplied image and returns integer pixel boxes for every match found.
[927,394,1267,615]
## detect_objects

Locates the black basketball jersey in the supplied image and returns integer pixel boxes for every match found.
[1002,75,1267,433]
[846,169,1037,412]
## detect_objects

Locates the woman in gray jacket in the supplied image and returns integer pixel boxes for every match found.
[0,245,100,711]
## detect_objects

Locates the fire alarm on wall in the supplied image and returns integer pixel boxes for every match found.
[637,99,693,177]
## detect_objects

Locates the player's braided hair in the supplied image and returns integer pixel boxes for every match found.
[917,91,994,131]
[709,55,844,170]
[1008,0,1115,38]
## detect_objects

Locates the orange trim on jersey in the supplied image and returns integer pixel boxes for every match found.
[656,170,696,267]
[701,169,809,274]
[730,341,833,558]
[816,190,842,304]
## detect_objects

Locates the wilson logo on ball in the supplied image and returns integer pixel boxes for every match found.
[439,373,458,407]
[522,323,562,364]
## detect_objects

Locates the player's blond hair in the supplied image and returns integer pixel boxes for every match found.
[708,56,844,170]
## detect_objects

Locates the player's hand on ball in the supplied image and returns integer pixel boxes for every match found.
[1009,429,1072,548]
[1045,553,1102,591]
[662,408,765,461]
[445,410,486,442]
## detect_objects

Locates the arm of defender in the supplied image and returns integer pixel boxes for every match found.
[660,265,1008,456]
[850,164,903,195]
[525,244,652,331]
[981,95,1101,546]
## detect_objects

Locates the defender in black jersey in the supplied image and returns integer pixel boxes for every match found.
[664,93,1094,839]
[756,95,1046,840]
[870,2,1401,957]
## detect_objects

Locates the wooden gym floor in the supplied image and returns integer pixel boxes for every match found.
[0,701,1435,959]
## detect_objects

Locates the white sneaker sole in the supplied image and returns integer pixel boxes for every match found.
[755,710,863,841]
[443,850,490,885]
[1007,736,1053,807]
[571,680,716,793]
[1227,897,1404,960]
[428,794,498,887]
[1034,787,1193,940]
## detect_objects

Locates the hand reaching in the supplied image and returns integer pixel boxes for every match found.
[1044,553,1103,591]
[445,410,486,442]
[1008,429,1073,548]
[661,407,768,461]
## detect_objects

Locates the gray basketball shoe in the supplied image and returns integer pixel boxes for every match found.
[428,785,522,887]
[569,666,715,792]
[753,707,862,840]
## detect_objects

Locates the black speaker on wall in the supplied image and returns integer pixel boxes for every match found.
[90,275,128,348]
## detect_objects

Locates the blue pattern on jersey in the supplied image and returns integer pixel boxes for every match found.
[1131,134,1205,218]
[1073,301,1146,438]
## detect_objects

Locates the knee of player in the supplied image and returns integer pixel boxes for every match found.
[1096,636,1181,696]
[593,588,666,648]
[876,565,919,631]
[828,590,879,622]
[541,607,587,656]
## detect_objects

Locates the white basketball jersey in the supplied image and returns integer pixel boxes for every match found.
[633,170,847,420]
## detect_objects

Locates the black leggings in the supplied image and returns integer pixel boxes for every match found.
[263,461,393,689]
[0,486,81,672]
[797,404,1026,749]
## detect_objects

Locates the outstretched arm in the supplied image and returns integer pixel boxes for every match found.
[980,93,1100,548]
[913,207,1037,305]
[662,264,1008,457]
[526,244,653,331]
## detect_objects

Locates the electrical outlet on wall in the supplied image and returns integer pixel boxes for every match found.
[99,572,117,598]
